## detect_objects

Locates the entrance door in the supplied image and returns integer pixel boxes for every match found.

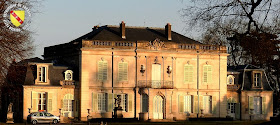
[153,95,163,119]
[152,64,161,88]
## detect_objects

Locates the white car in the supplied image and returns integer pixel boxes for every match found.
[27,112,60,124]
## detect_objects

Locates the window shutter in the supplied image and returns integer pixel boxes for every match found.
[184,65,193,83]
[199,96,203,113]
[48,93,53,112]
[118,63,123,81]
[211,96,216,114]
[92,93,97,112]
[108,93,113,112]
[102,61,108,80]
[98,62,103,80]
[262,97,266,114]
[61,99,63,114]
[235,103,240,119]
[179,95,184,113]
[208,66,212,83]
[249,96,254,114]
[194,96,198,113]
[128,94,133,112]
[123,62,128,81]
[32,91,38,111]
[203,66,208,83]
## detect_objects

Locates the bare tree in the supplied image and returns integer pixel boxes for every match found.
[0,0,36,84]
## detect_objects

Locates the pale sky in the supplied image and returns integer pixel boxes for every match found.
[31,0,196,58]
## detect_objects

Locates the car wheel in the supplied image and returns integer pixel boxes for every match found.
[53,119,58,124]
[32,120,37,125]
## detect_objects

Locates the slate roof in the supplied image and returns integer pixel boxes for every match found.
[71,25,201,44]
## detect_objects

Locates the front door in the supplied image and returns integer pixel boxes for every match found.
[228,103,236,119]
[152,64,161,88]
[153,95,163,119]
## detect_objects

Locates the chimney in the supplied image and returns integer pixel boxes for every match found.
[120,21,126,39]
[165,23,172,40]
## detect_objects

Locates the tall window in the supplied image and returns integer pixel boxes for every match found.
[203,96,212,114]
[141,94,148,112]
[38,67,46,82]
[184,65,193,83]
[228,103,236,113]
[37,93,47,111]
[120,94,128,111]
[63,94,74,117]
[184,95,192,113]
[98,61,108,81]
[249,96,266,114]
[253,72,261,87]
[227,75,235,85]
[97,93,106,111]
[254,97,262,114]
[203,65,212,83]
[118,62,128,81]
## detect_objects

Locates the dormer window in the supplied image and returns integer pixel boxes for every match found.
[39,67,47,82]
[227,75,235,85]
[253,72,262,87]
[64,70,73,81]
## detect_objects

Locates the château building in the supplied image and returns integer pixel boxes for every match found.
[22,21,230,121]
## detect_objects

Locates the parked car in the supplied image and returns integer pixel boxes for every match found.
[27,112,60,124]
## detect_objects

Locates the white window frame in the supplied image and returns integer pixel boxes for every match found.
[37,92,47,111]
[64,70,73,81]
[203,96,212,114]
[97,93,106,112]
[184,95,192,113]
[253,72,262,87]
[38,67,47,82]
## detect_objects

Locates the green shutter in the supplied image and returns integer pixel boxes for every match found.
[119,62,128,81]
[184,65,193,83]
[128,94,133,112]
[92,93,97,112]
[203,66,207,83]
[194,96,198,113]
[118,63,123,81]
[108,93,113,112]
[103,61,108,80]
[123,62,128,81]
[98,61,103,80]
[212,96,216,114]
[249,96,254,114]
[208,66,212,83]
[32,91,38,112]
[179,95,184,113]
[235,103,240,119]
[262,97,266,114]
[48,93,53,112]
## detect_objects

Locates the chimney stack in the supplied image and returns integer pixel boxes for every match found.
[165,23,172,40]
[120,21,126,39]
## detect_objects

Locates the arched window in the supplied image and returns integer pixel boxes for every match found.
[227,75,235,85]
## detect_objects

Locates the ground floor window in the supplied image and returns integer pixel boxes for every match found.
[63,94,74,117]
[228,103,236,113]
[203,96,212,114]
[141,93,148,112]
[98,93,106,112]
[254,97,262,114]
[184,95,192,113]
[37,92,47,111]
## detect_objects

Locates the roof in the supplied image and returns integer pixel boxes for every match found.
[71,25,201,44]
[228,64,262,71]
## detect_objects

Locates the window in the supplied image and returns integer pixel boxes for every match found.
[227,75,235,85]
[37,92,47,111]
[184,95,192,113]
[98,61,108,81]
[249,96,266,114]
[253,97,262,114]
[184,65,193,83]
[97,93,106,111]
[63,94,74,113]
[118,62,128,81]
[228,103,236,113]
[253,72,261,87]
[141,94,148,112]
[203,96,212,114]
[64,70,73,80]
[38,67,46,82]
[120,94,128,111]
[203,65,212,83]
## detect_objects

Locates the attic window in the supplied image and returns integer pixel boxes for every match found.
[38,67,47,82]
[64,70,73,81]
[227,75,234,85]
[253,72,262,88]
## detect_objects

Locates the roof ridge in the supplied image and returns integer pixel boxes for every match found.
[106,25,165,30]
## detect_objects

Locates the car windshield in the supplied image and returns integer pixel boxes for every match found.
[44,112,53,117]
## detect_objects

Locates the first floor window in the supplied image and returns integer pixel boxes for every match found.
[39,67,47,82]
[38,93,47,111]
[98,93,106,111]
[253,73,261,87]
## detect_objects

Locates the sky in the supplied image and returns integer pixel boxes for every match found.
[30,0,195,58]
